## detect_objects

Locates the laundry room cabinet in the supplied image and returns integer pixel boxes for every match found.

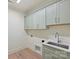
[46,0,70,25]
[24,14,33,29]
[33,9,46,29]
[42,45,70,59]
[24,0,70,29]
[24,9,46,29]
[46,3,57,25]
[59,0,70,24]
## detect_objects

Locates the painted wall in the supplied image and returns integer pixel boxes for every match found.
[8,8,28,54]
[8,7,45,55]
[26,25,70,39]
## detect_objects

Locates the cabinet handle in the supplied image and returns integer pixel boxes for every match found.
[58,17,60,23]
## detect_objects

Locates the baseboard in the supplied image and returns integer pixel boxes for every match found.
[8,47,28,55]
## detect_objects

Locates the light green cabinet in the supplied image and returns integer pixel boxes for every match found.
[24,0,70,29]
[24,14,34,29]
[46,3,57,25]
[43,53,58,59]
[42,45,70,59]
[59,0,70,24]
[24,9,46,29]
[43,53,52,59]
[33,9,46,29]
[46,0,70,25]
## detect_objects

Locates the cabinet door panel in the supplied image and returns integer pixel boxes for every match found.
[59,0,70,24]
[43,45,70,59]
[46,3,57,25]
[43,54,52,59]
[43,53,58,59]
[24,15,34,29]
[43,47,59,59]
[33,9,46,29]
[24,9,46,29]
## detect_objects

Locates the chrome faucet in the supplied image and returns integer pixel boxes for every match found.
[55,32,60,43]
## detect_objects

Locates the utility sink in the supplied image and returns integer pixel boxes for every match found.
[47,42,69,49]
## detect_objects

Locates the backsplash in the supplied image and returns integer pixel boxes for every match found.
[25,25,70,39]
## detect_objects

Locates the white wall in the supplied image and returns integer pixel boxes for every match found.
[8,8,28,54]
[26,25,70,39]
[8,8,45,55]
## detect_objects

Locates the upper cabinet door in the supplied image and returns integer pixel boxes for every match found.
[59,0,70,24]
[24,8,46,29]
[46,0,70,25]
[24,0,70,29]
[46,3,57,25]
[33,9,46,29]
[24,15,34,29]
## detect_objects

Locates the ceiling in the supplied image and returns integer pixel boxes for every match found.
[8,0,61,13]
